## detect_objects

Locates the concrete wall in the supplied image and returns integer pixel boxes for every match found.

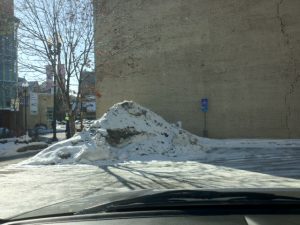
[94,0,300,138]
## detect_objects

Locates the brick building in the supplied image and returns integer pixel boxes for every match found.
[94,0,300,138]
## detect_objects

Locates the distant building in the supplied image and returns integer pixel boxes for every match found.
[44,64,65,94]
[45,65,54,93]
[27,93,53,130]
[28,81,40,93]
[18,77,55,131]
[0,0,20,130]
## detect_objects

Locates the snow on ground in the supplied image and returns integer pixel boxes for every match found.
[0,136,46,158]
[1,101,300,218]
[20,101,209,165]
[0,142,23,158]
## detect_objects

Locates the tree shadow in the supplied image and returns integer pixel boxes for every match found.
[101,164,203,189]
[101,165,146,190]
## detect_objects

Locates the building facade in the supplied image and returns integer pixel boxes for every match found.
[0,0,19,129]
[27,93,54,130]
[94,0,300,138]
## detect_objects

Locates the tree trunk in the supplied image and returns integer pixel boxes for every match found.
[69,112,76,137]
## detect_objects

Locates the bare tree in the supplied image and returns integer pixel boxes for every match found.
[15,0,94,136]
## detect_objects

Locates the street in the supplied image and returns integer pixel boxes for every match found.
[0,144,300,219]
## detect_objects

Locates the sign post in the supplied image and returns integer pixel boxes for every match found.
[201,98,208,137]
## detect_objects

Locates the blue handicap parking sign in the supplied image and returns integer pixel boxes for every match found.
[201,98,208,112]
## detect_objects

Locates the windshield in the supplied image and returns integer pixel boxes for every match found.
[0,0,299,220]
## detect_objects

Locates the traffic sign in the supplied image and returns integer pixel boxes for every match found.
[201,98,208,112]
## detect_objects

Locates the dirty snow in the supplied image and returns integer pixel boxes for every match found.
[21,101,209,165]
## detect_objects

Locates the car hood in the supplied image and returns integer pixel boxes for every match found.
[5,188,300,221]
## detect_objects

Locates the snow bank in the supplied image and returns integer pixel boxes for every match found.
[21,101,208,165]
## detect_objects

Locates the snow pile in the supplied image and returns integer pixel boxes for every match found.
[21,101,208,165]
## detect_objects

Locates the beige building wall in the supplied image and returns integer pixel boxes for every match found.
[27,93,53,129]
[94,0,300,138]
